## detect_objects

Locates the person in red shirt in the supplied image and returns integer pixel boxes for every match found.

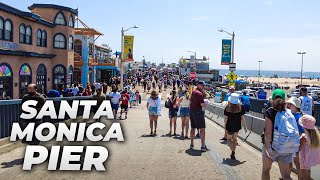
[120,89,130,119]
[189,81,208,152]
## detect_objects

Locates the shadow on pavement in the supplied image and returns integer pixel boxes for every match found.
[222,158,246,166]
[173,136,187,141]
[141,134,156,138]
[185,149,202,156]
[1,158,24,168]
[160,134,173,137]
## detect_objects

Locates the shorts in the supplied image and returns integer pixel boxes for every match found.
[169,109,178,118]
[149,107,158,116]
[111,103,119,111]
[180,107,190,117]
[190,110,206,129]
[262,146,293,164]
[121,104,128,111]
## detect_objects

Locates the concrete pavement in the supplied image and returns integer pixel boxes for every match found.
[0,92,298,180]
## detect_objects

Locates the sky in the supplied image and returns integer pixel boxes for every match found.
[2,0,320,72]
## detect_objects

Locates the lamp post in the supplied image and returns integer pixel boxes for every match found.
[120,25,139,90]
[258,60,263,83]
[218,29,235,71]
[297,52,306,85]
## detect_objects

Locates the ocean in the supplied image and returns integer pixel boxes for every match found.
[218,69,320,78]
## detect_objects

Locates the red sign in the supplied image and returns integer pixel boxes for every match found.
[190,72,196,80]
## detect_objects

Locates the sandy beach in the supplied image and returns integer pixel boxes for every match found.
[243,77,320,89]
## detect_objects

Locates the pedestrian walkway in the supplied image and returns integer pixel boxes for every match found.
[0,95,298,180]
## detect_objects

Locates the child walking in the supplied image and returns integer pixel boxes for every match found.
[299,115,320,180]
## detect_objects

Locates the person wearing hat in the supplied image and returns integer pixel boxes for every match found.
[222,86,236,141]
[224,93,247,160]
[262,89,298,180]
[286,96,305,177]
[299,115,320,180]
[190,80,208,152]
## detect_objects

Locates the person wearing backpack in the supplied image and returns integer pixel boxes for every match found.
[262,89,300,180]
[166,90,179,136]
[299,115,320,180]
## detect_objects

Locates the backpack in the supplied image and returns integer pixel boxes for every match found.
[271,109,300,154]
[165,98,172,108]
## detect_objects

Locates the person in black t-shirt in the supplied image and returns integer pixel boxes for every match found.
[224,93,247,160]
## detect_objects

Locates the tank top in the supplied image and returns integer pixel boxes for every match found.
[300,96,313,115]
[180,96,190,108]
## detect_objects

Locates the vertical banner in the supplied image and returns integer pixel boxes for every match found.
[221,39,232,65]
[123,35,134,62]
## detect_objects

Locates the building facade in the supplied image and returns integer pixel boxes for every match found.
[74,24,117,86]
[0,3,77,99]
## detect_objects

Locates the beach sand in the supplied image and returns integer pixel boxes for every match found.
[244,77,320,89]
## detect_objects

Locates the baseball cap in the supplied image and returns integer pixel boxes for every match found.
[272,89,286,100]
[197,81,206,86]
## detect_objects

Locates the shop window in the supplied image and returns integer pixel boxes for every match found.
[19,64,32,99]
[68,35,73,50]
[53,65,66,92]
[36,64,47,94]
[4,20,12,41]
[54,33,66,49]
[0,63,13,99]
[68,16,74,28]
[54,12,66,25]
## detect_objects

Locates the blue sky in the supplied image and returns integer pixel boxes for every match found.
[2,0,320,72]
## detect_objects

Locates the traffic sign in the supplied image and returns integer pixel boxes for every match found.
[227,72,237,81]
[229,63,236,71]
[190,72,196,80]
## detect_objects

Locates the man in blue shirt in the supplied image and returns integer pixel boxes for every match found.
[240,91,250,112]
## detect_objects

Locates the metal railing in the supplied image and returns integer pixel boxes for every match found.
[0,96,92,139]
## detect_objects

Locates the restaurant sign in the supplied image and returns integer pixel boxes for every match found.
[0,40,19,50]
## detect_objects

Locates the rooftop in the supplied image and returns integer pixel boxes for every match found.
[28,4,78,15]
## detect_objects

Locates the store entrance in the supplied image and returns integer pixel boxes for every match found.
[101,70,112,84]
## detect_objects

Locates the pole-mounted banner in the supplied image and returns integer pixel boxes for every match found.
[221,39,232,65]
[123,35,134,62]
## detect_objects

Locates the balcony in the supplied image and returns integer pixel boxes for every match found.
[74,52,84,66]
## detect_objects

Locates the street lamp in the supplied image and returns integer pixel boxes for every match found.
[297,52,306,85]
[218,29,235,70]
[258,60,263,83]
[120,25,139,90]
[187,51,197,60]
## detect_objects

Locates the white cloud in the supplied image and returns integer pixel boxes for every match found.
[191,16,209,21]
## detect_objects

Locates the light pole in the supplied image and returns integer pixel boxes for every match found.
[297,52,306,85]
[258,60,263,83]
[120,25,139,90]
[218,29,235,70]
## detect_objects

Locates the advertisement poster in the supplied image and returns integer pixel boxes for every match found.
[123,35,134,62]
[221,39,232,65]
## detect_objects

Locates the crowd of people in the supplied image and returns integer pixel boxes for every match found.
[19,67,320,179]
